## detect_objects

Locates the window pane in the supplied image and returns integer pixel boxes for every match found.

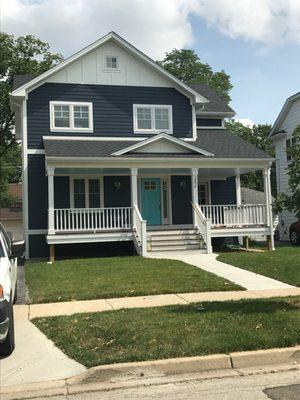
[74,105,90,128]
[88,179,100,208]
[74,179,85,208]
[54,105,70,127]
[137,107,152,130]
[162,181,168,218]
[198,184,207,205]
[155,108,169,130]
[106,56,117,69]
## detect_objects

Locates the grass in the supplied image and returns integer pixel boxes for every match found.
[33,296,300,367]
[218,246,300,287]
[25,256,242,304]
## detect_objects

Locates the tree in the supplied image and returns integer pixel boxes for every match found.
[0,33,63,206]
[158,49,233,102]
[225,120,276,194]
[275,125,300,218]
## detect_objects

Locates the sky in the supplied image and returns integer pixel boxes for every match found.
[2,0,300,125]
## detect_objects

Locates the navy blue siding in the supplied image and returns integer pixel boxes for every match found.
[210,177,236,205]
[54,177,70,208]
[104,176,131,207]
[28,155,48,229]
[27,83,193,148]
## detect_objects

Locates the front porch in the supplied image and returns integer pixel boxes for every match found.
[46,166,275,259]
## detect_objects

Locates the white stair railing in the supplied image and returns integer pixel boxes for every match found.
[200,204,267,228]
[192,203,212,254]
[53,207,132,232]
[132,205,147,256]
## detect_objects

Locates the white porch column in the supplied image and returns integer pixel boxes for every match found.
[235,173,243,245]
[264,167,275,250]
[131,168,138,207]
[47,167,55,235]
[191,168,199,205]
[191,168,199,227]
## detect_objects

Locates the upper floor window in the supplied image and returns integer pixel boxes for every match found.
[133,104,173,134]
[105,56,118,69]
[286,138,296,161]
[196,118,223,128]
[50,101,93,132]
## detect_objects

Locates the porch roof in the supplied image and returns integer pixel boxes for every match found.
[44,129,272,160]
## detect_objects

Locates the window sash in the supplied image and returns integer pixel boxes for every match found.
[72,178,101,208]
[50,102,93,132]
[106,56,118,69]
[133,105,172,134]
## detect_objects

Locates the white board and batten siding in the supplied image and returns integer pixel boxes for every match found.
[273,97,300,240]
[47,41,171,88]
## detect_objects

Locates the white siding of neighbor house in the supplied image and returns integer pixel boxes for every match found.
[274,97,300,240]
[47,41,171,88]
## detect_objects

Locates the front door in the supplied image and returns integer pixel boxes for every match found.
[171,176,193,224]
[141,178,162,225]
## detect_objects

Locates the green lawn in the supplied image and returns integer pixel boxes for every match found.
[25,256,242,304]
[218,246,300,287]
[33,296,300,367]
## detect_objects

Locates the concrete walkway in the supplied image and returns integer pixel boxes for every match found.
[148,252,294,291]
[13,286,300,320]
[0,314,86,386]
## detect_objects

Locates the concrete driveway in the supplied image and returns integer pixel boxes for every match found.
[0,307,86,386]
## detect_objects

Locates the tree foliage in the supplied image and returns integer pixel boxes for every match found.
[275,125,300,218]
[225,121,276,194]
[158,49,233,103]
[0,33,63,206]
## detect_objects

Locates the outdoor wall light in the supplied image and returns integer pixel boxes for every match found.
[114,181,121,191]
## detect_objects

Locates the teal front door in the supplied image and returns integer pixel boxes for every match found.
[141,178,162,225]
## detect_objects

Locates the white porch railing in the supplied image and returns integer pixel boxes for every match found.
[132,205,147,256]
[192,203,212,253]
[200,204,267,228]
[53,207,132,232]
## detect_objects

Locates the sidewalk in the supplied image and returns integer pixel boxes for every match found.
[14,286,300,319]
[148,252,294,290]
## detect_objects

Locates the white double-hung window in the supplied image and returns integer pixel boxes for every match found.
[133,104,173,134]
[50,101,93,132]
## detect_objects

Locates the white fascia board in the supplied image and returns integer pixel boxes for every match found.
[269,92,300,137]
[11,32,208,103]
[43,135,145,141]
[112,133,214,156]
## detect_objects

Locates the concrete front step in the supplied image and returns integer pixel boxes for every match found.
[147,229,198,236]
[150,244,201,252]
[151,240,201,247]
[150,234,200,241]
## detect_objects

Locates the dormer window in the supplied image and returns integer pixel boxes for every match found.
[196,118,224,128]
[50,101,93,132]
[133,104,173,134]
[105,56,118,69]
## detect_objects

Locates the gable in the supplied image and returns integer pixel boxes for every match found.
[280,98,300,135]
[130,138,193,154]
[47,40,171,87]
[112,133,214,156]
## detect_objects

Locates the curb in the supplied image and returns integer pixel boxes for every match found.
[1,345,299,400]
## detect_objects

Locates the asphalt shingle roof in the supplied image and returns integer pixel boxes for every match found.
[44,129,271,160]
[13,74,36,91]
[188,83,235,114]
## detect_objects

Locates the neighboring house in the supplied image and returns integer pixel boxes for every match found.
[0,184,23,240]
[10,32,274,260]
[269,92,300,241]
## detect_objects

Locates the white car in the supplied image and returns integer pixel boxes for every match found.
[0,223,24,356]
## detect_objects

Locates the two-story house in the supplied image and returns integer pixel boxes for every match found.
[11,32,275,260]
[269,92,300,241]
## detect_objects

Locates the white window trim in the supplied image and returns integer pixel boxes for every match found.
[70,177,103,208]
[102,54,120,72]
[50,101,93,133]
[196,117,225,129]
[133,104,173,135]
